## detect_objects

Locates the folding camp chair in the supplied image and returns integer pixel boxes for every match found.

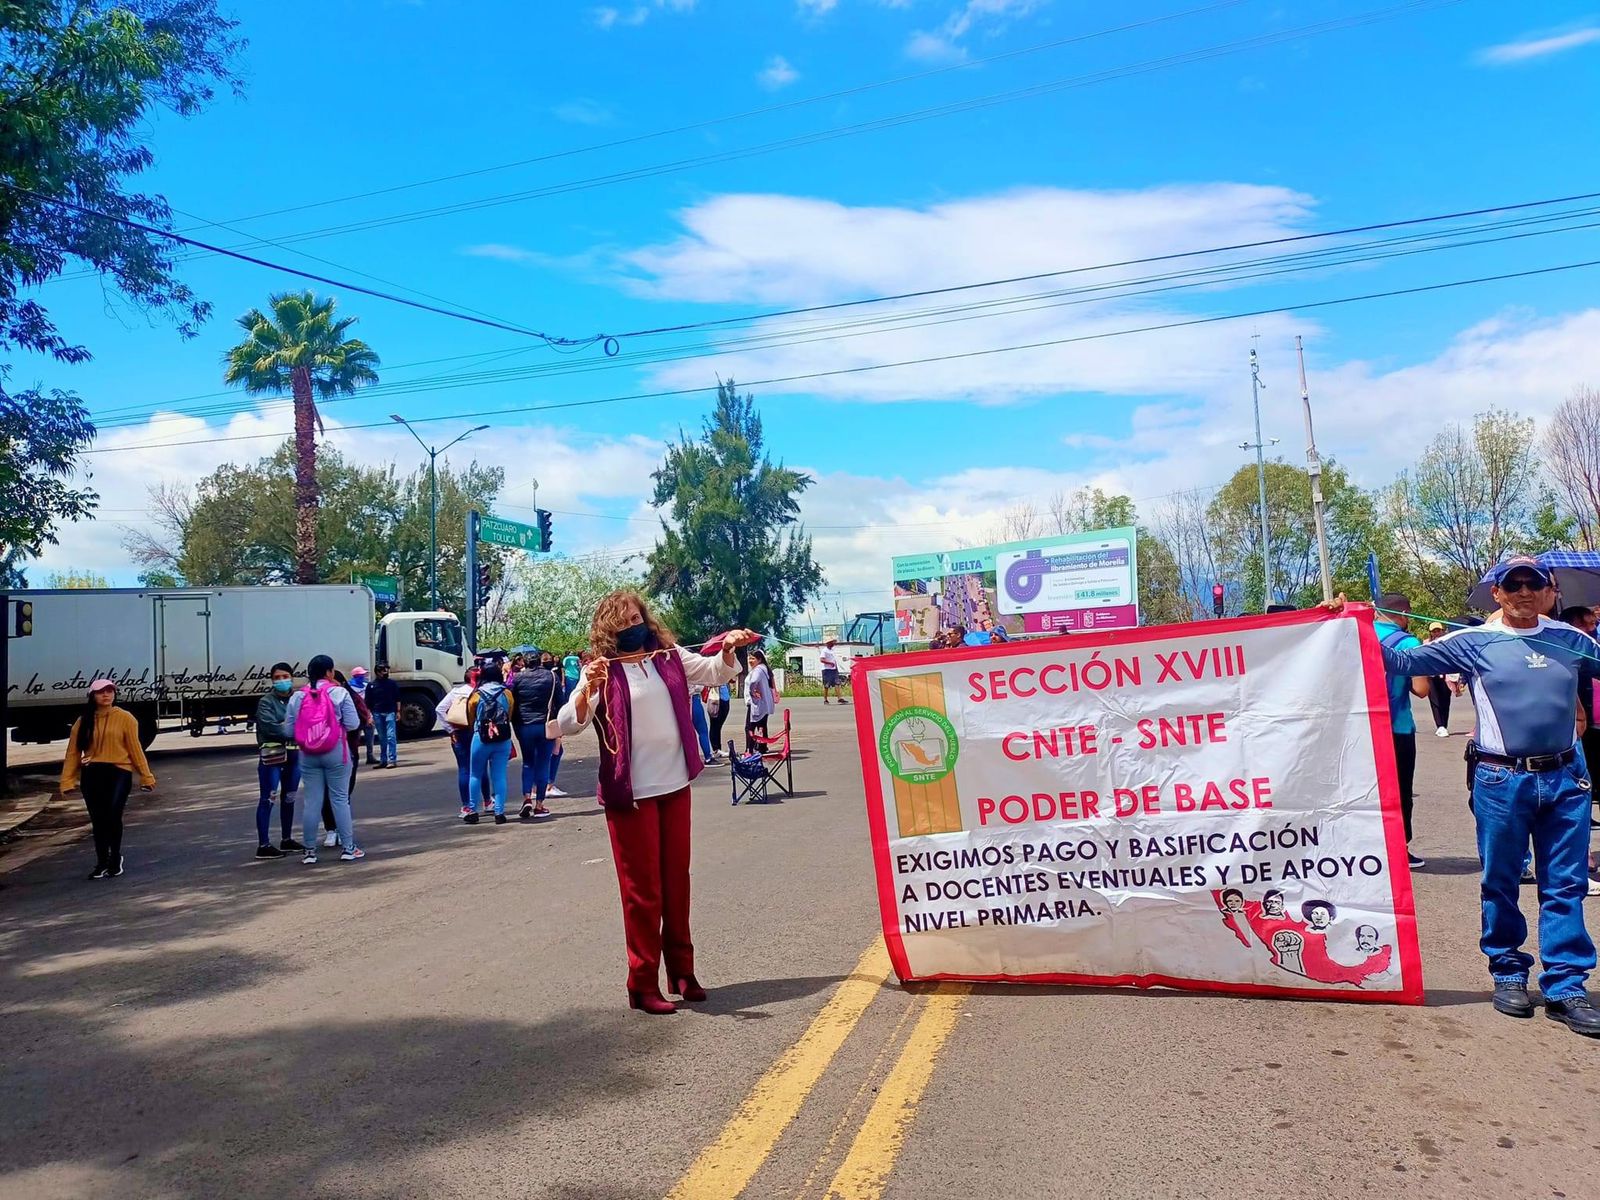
[728,707,795,805]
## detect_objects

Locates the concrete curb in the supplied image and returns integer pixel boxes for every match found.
[0,789,54,842]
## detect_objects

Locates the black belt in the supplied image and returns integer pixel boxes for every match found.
[1470,745,1577,774]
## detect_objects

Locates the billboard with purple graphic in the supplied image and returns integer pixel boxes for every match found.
[892,527,1139,644]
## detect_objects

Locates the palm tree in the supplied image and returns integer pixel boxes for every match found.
[223,292,380,583]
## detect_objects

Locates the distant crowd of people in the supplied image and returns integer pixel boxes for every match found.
[926,618,1011,650]
[58,622,781,879]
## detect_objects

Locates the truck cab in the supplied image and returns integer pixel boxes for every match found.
[376,611,465,738]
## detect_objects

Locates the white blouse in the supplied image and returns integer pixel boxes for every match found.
[558,646,740,800]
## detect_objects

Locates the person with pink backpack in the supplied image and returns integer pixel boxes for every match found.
[285,654,363,864]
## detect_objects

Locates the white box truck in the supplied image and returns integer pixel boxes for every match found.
[4,586,466,748]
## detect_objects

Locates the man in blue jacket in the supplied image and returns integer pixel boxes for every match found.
[1372,557,1600,1035]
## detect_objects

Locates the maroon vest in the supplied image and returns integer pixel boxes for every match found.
[594,648,704,808]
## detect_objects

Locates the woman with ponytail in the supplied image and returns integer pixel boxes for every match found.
[59,679,155,879]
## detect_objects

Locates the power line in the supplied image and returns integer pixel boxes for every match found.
[164,0,1252,230]
[87,343,544,422]
[607,189,1600,342]
[51,0,1461,275]
[5,184,607,351]
[165,204,537,332]
[83,255,1600,456]
[84,197,1600,432]
[500,479,1231,532]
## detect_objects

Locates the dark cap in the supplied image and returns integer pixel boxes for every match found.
[1489,555,1553,587]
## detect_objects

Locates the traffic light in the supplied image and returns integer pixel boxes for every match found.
[537,508,553,553]
[1211,583,1225,618]
[12,599,32,637]
[476,562,493,609]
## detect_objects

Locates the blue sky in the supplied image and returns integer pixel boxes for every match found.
[27,0,1600,614]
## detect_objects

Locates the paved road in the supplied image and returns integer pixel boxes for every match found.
[2,698,1597,1200]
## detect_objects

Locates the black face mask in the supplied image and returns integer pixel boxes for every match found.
[615,621,649,653]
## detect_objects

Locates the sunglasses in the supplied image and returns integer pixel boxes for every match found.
[1499,576,1550,593]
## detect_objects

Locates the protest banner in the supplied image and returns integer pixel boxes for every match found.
[851,606,1424,1004]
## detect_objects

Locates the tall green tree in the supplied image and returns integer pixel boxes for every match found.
[1,388,97,582]
[646,381,823,641]
[1045,487,1188,624]
[1385,409,1540,612]
[1206,459,1392,612]
[487,556,645,654]
[43,567,109,588]
[123,441,502,611]
[1,1,242,573]
[222,292,380,583]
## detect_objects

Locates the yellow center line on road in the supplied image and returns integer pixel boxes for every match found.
[665,938,894,1200]
[822,983,972,1200]
[791,1000,920,1200]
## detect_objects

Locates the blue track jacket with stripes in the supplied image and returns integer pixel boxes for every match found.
[1379,617,1598,759]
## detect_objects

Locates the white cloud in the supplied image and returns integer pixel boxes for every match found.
[552,98,615,126]
[797,0,838,13]
[591,0,695,29]
[759,54,801,90]
[908,0,1043,61]
[785,308,1600,607]
[29,404,665,585]
[617,183,1317,403]
[1477,26,1600,65]
[41,309,1600,613]
[905,30,964,62]
[461,243,546,264]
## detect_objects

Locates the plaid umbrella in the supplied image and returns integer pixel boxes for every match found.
[1467,549,1600,611]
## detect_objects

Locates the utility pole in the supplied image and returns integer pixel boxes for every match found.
[1238,345,1278,608]
[465,509,480,654]
[391,416,489,610]
[1297,335,1334,602]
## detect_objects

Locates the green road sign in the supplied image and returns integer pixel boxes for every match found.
[354,572,401,605]
[479,513,545,552]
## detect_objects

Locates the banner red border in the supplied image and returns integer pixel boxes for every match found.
[850,604,1425,1005]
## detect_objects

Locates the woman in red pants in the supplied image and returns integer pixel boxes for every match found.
[560,590,757,1014]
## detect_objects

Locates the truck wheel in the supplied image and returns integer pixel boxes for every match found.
[396,692,439,740]
[137,714,160,750]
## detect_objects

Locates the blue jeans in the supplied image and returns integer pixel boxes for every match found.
[691,694,712,758]
[362,720,376,761]
[255,751,300,845]
[516,721,554,803]
[300,744,355,853]
[372,712,398,765]
[469,734,513,815]
[1473,758,1597,1000]
[451,733,472,808]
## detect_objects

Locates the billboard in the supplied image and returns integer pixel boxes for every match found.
[892,527,1139,644]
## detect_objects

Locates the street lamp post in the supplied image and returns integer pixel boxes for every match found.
[390,416,490,610]
[1238,348,1278,609]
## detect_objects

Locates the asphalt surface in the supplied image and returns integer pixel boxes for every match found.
[2,698,1598,1200]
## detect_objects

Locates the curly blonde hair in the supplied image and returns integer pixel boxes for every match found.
[590,589,677,659]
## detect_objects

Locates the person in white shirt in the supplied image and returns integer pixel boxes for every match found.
[819,637,848,705]
[559,590,759,1015]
